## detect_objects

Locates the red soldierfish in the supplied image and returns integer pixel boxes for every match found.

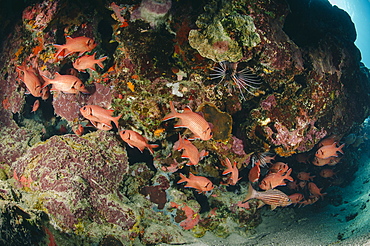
[177,172,214,194]
[308,182,326,199]
[288,193,304,204]
[162,101,212,141]
[298,196,319,207]
[248,163,260,183]
[315,142,344,159]
[312,156,332,166]
[268,162,289,174]
[173,135,208,165]
[53,36,97,58]
[31,100,40,113]
[80,105,121,129]
[259,168,294,190]
[243,183,292,210]
[222,157,240,186]
[319,169,336,178]
[73,124,84,136]
[119,130,159,155]
[42,72,89,94]
[297,172,315,181]
[16,66,43,97]
[73,53,107,72]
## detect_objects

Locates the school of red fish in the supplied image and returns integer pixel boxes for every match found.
[16,35,347,212]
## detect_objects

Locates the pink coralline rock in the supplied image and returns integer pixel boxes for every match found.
[131,0,172,28]
[264,122,303,149]
[22,0,58,32]
[231,136,247,156]
[214,136,246,157]
[264,117,326,153]
[11,131,137,232]
[261,95,277,111]
[52,83,114,122]
[1,71,25,114]
[0,109,32,164]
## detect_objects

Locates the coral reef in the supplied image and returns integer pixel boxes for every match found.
[0,0,369,244]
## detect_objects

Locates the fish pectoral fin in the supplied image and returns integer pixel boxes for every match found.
[181,150,190,158]
[125,142,134,149]
[188,135,200,140]
[90,120,98,128]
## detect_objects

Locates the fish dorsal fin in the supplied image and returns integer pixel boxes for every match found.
[222,169,232,175]
[189,172,195,178]
[181,153,190,158]
[183,106,193,113]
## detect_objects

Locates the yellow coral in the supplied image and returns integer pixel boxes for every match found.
[127,81,135,92]
[14,46,24,58]
[275,147,296,157]
[154,128,166,137]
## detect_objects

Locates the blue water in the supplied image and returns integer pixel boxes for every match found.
[328,0,370,67]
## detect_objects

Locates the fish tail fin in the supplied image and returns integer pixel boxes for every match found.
[53,44,65,58]
[147,144,159,155]
[162,101,178,121]
[112,114,122,128]
[285,168,294,182]
[199,150,208,160]
[173,134,184,151]
[243,183,257,203]
[41,75,52,88]
[337,143,345,154]
[177,173,188,184]
[97,56,108,69]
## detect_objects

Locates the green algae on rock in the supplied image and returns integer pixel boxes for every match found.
[188,1,260,62]
[198,102,232,142]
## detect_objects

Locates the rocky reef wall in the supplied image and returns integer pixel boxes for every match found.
[0,0,369,245]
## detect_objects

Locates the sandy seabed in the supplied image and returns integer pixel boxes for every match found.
[161,152,370,246]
